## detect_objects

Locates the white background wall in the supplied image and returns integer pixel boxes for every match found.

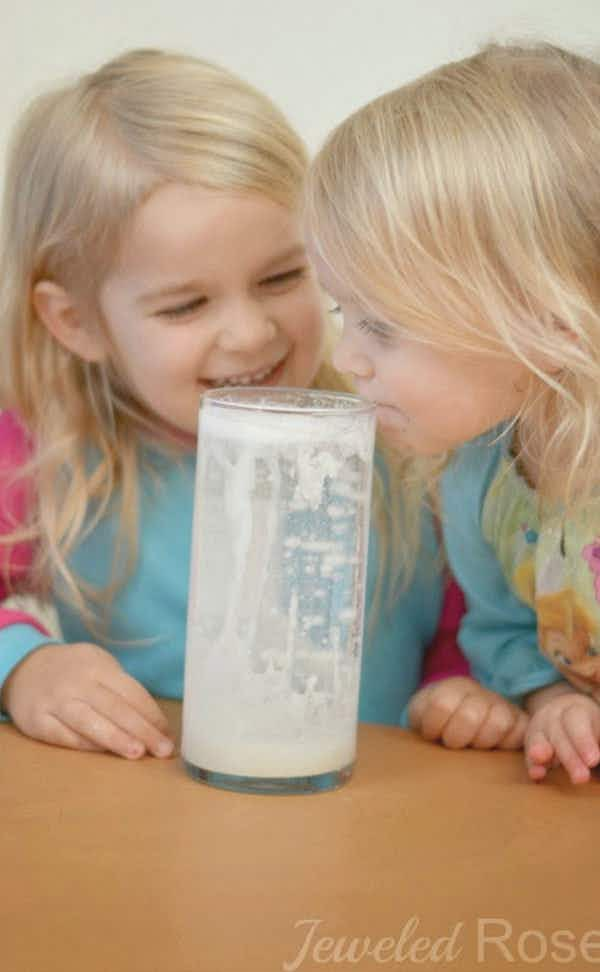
[2,0,599,169]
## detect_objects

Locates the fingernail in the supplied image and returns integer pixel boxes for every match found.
[155,739,174,758]
[127,742,144,758]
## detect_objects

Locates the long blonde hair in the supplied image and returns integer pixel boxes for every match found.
[0,48,408,625]
[306,42,600,515]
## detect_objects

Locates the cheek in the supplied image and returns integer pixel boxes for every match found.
[409,357,473,413]
[288,292,326,352]
[116,328,184,388]
[101,304,156,377]
[376,352,421,400]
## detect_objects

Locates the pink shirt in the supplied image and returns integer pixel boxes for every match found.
[422,577,470,684]
[0,412,49,636]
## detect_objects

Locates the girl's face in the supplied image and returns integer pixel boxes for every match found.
[316,263,531,456]
[99,184,325,437]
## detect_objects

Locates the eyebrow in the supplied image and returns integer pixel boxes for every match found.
[137,245,307,306]
[137,280,204,306]
[260,244,307,273]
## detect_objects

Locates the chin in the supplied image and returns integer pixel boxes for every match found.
[377,425,440,457]
[376,426,407,451]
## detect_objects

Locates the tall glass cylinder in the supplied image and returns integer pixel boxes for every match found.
[182,388,375,794]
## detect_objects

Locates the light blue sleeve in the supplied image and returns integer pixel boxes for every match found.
[441,430,562,703]
[360,505,443,727]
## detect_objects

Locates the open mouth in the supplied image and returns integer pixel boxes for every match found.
[207,353,287,388]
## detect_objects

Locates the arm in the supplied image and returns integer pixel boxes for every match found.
[409,575,529,749]
[361,505,445,726]
[440,430,562,702]
[0,412,58,700]
[0,413,174,756]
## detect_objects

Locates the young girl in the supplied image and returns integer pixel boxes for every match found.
[0,48,498,759]
[306,42,600,783]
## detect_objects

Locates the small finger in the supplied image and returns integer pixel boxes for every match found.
[498,710,529,750]
[91,683,174,758]
[41,713,105,752]
[525,729,554,773]
[441,695,490,749]
[562,705,600,769]
[528,761,548,782]
[416,685,469,741]
[550,726,591,784]
[471,703,515,750]
[57,698,148,759]
[104,672,171,734]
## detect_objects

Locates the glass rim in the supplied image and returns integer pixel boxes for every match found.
[201,386,376,416]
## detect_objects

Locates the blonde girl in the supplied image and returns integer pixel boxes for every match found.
[0,48,474,757]
[306,42,600,783]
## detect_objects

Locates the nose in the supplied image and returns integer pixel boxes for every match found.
[217,300,277,353]
[332,326,374,380]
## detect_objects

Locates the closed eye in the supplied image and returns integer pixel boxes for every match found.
[260,267,307,289]
[356,318,394,341]
[157,296,208,319]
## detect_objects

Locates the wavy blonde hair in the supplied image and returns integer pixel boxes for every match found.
[0,48,409,628]
[306,42,600,520]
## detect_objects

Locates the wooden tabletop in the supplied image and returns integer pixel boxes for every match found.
[1,700,598,972]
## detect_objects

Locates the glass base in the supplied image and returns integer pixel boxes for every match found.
[182,758,354,794]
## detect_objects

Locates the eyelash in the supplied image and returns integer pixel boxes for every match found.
[157,268,306,319]
[261,267,306,288]
[159,297,207,319]
[356,318,393,340]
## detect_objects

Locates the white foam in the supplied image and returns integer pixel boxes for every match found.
[200,401,373,458]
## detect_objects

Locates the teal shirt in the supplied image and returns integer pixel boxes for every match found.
[0,450,442,725]
[441,429,561,702]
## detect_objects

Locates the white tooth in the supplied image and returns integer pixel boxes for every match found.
[212,357,282,387]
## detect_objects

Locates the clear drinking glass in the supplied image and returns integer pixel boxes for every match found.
[181,387,376,794]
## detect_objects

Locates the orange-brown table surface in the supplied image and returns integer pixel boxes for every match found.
[1,700,598,972]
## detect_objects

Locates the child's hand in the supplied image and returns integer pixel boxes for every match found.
[409,676,528,750]
[525,683,600,784]
[1,642,175,759]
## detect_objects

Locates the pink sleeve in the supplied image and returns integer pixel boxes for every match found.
[421,577,470,685]
[0,412,49,635]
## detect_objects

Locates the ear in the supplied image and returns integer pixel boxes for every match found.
[32,280,107,363]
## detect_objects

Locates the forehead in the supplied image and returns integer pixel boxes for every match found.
[115,183,303,278]
[306,245,353,300]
